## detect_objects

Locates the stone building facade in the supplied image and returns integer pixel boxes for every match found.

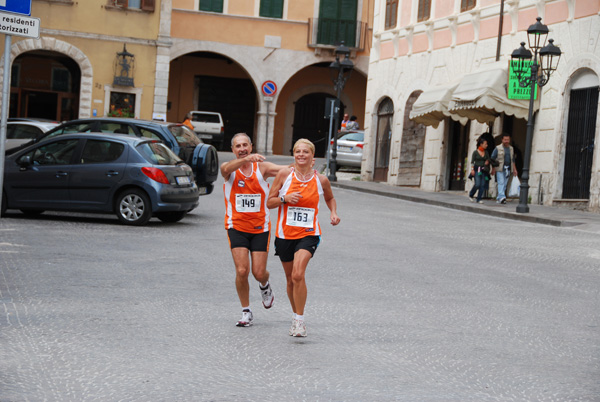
[363,0,600,211]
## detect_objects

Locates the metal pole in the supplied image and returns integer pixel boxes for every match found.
[328,72,342,182]
[325,98,335,177]
[516,57,538,213]
[0,35,12,218]
[495,0,505,62]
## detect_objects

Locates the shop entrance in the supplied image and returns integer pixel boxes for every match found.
[446,120,470,191]
[10,50,80,121]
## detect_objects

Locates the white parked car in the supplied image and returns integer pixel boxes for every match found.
[329,130,364,170]
[189,111,224,149]
[5,118,61,151]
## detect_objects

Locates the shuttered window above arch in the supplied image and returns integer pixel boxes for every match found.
[260,0,284,18]
[417,0,431,22]
[113,0,155,11]
[385,0,398,29]
[199,0,224,13]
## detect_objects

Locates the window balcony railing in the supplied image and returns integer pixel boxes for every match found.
[308,18,368,51]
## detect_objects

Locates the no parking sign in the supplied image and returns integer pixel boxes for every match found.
[261,80,277,97]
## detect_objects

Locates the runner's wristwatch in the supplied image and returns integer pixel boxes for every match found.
[280,196,286,204]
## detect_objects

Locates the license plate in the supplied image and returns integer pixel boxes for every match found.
[338,146,352,152]
[176,176,191,185]
[198,134,212,139]
[198,186,207,195]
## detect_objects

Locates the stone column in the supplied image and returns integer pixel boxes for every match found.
[153,0,172,120]
[255,97,276,155]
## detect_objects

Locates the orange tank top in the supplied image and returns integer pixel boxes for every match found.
[276,169,323,239]
[223,163,270,233]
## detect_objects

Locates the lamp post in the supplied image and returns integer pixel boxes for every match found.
[511,17,561,213]
[328,43,354,181]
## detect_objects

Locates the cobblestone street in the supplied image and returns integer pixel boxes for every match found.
[1,168,599,401]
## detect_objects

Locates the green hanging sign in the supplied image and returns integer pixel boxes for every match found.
[508,60,538,100]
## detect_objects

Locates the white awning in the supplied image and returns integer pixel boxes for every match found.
[409,81,469,128]
[448,61,538,124]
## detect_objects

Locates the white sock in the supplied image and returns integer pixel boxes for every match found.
[296,314,304,322]
[242,306,251,312]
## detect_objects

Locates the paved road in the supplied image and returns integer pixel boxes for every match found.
[1,153,599,401]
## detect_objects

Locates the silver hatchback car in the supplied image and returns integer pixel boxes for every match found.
[329,130,364,170]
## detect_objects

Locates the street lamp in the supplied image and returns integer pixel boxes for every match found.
[511,17,561,213]
[328,42,354,181]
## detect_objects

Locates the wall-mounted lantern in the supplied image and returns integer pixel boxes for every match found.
[113,44,135,87]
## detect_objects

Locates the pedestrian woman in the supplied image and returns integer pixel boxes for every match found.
[267,139,340,337]
[182,112,194,130]
[469,136,491,204]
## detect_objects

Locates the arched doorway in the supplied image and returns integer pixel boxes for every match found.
[168,52,257,150]
[562,70,599,200]
[398,91,426,186]
[292,92,343,157]
[10,50,81,121]
[374,97,393,182]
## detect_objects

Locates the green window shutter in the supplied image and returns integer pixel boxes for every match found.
[200,0,223,13]
[317,0,357,46]
[260,0,283,18]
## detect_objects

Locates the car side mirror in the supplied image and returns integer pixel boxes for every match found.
[18,155,32,167]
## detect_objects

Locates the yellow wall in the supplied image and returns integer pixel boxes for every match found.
[172,12,310,50]
[0,0,162,119]
[32,1,160,40]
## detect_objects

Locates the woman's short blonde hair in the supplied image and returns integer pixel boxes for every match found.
[293,138,315,155]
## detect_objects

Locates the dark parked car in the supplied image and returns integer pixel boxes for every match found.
[11,118,219,195]
[1,133,200,225]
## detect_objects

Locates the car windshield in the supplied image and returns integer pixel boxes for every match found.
[192,113,220,123]
[169,125,201,147]
[339,132,364,142]
[137,142,182,165]
[44,123,94,140]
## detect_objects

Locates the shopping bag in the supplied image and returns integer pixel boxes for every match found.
[508,176,520,198]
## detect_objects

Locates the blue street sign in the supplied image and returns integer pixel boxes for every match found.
[0,0,32,16]
[261,80,277,97]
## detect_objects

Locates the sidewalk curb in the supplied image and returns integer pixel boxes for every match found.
[331,181,565,227]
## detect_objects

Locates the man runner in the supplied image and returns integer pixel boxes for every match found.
[222,133,288,327]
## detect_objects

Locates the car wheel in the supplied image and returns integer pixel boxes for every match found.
[156,211,186,223]
[20,209,45,216]
[1,192,6,217]
[115,188,152,226]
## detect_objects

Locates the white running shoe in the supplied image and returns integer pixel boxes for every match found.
[292,320,307,337]
[236,310,253,327]
[260,282,274,309]
[289,318,298,336]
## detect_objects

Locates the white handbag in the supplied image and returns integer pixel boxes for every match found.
[508,176,521,198]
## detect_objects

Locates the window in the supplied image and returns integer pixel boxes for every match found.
[260,0,283,18]
[109,92,136,118]
[52,68,70,92]
[461,0,476,12]
[112,0,155,11]
[81,140,125,164]
[385,0,398,29]
[199,0,223,12]
[417,0,431,22]
[24,139,79,166]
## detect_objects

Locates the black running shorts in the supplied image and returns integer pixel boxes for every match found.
[274,236,321,262]
[227,228,270,252]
